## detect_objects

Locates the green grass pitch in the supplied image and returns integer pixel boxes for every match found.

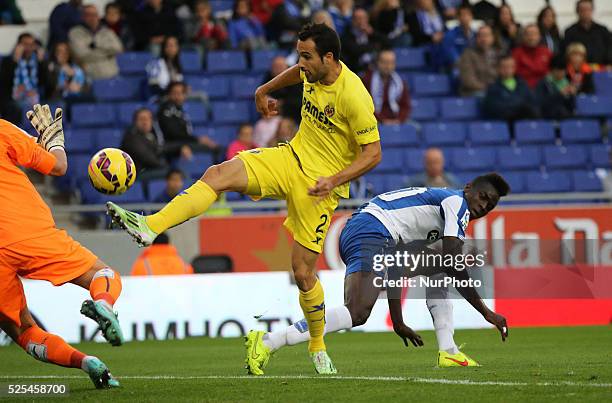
[1,326,611,401]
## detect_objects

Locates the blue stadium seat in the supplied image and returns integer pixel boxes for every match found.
[95,129,123,149]
[576,95,612,117]
[67,154,92,184]
[514,120,556,144]
[371,149,403,173]
[204,125,237,146]
[543,145,588,169]
[497,146,541,170]
[71,103,115,128]
[498,171,526,193]
[384,174,409,191]
[571,170,603,192]
[559,119,601,144]
[451,147,496,172]
[147,179,167,202]
[379,123,419,147]
[403,149,425,174]
[394,47,426,70]
[589,144,611,167]
[422,122,466,146]
[251,49,285,72]
[176,153,215,177]
[109,182,145,203]
[65,129,95,153]
[179,50,202,73]
[412,74,451,96]
[468,121,510,145]
[117,52,153,75]
[116,102,150,126]
[440,97,479,120]
[210,0,233,13]
[92,77,141,101]
[594,72,612,95]
[365,173,389,195]
[526,171,571,193]
[211,101,250,124]
[411,98,438,120]
[79,179,104,204]
[183,101,208,125]
[207,50,247,73]
[231,76,261,99]
[185,75,230,99]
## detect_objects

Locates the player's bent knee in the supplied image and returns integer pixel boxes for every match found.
[345,304,371,326]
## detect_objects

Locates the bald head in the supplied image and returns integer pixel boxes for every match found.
[424,148,445,178]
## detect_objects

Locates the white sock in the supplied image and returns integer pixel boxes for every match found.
[81,355,96,372]
[426,278,459,354]
[262,305,353,352]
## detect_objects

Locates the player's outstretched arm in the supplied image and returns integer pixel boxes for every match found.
[49,148,67,176]
[388,298,424,348]
[255,64,302,118]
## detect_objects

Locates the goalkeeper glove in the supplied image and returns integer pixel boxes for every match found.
[26,104,65,152]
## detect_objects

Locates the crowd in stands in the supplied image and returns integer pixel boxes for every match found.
[0,0,611,201]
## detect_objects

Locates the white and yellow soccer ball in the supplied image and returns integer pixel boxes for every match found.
[88,148,136,195]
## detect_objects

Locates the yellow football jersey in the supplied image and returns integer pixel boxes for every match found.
[290,61,380,198]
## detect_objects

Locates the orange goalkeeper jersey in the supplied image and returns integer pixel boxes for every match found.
[0,119,57,248]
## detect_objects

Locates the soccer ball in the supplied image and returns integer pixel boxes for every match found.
[88,148,136,195]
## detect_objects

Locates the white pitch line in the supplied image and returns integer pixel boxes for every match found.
[0,375,611,388]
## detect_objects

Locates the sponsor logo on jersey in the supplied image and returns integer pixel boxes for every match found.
[356,125,377,135]
[427,230,440,241]
[460,210,470,231]
[324,104,335,118]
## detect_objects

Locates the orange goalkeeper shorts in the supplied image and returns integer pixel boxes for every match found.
[0,229,98,327]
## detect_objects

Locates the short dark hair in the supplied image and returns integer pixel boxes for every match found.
[105,1,120,13]
[17,32,34,43]
[576,0,593,12]
[472,173,510,197]
[132,107,152,123]
[298,23,341,61]
[166,168,186,181]
[167,81,186,94]
[458,3,472,14]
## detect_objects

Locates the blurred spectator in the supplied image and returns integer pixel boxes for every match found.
[253,114,281,148]
[483,55,539,121]
[594,149,612,193]
[251,0,283,25]
[458,25,499,96]
[262,56,302,122]
[311,9,335,30]
[407,0,444,47]
[271,117,297,146]
[406,148,460,188]
[48,0,82,48]
[471,0,497,25]
[362,49,411,124]
[373,0,410,47]
[185,0,228,50]
[268,0,309,49]
[535,55,576,120]
[439,4,475,70]
[341,8,387,73]
[537,6,561,56]
[146,36,183,96]
[153,169,186,203]
[0,33,49,123]
[47,42,89,103]
[437,0,463,20]
[512,24,552,88]
[565,42,594,94]
[227,0,266,50]
[157,82,219,159]
[0,0,24,24]
[563,0,611,66]
[69,4,123,80]
[102,2,134,50]
[226,123,255,160]
[493,4,520,53]
[328,0,354,37]
[132,0,181,52]
[131,232,193,276]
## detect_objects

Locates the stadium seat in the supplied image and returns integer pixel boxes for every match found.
[454,171,482,187]
[422,122,466,146]
[371,149,403,173]
[526,171,571,193]
[364,173,389,195]
[385,174,409,191]
[576,95,612,117]
[571,170,603,192]
[176,153,215,177]
[412,74,451,96]
[117,52,153,75]
[451,147,496,172]
[71,103,115,128]
[593,71,612,95]
[559,119,601,144]
[78,179,104,204]
[185,75,230,99]
[410,98,438,120]
[379,123,419,147]
[497,146,542,170]
[498,171,526,193]
[514,120,556,144]
[207,50,248,73]
[394,47,426,70]
[403,148,425,174]
[109,182,145,203]
[179,50,202,73]
[468,121,510,145]
[95,129,123,149]
[251,49,286,72]
[589,144,611,167]
[92,77,141,101]
[65,129,95,153]
[204,125,237,146]
[543,145,588,169]
[116,102,152,126]
[183,101,208,125]
[147,179,167,202]
[231,76,262,99]
[210,0,233,13]
[211,101,250,124]
[67,154,92,184]
[440,97,479,120]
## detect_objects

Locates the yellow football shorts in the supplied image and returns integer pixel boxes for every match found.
[236,144,339,253]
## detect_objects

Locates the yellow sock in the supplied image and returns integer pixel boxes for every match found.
[146,180,218,234]
[299,279,326,353]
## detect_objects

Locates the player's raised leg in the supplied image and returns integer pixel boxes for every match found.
[70,260,124,346]
[107,158,249,246]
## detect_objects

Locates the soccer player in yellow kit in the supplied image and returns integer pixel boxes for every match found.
[107,23,382,374]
